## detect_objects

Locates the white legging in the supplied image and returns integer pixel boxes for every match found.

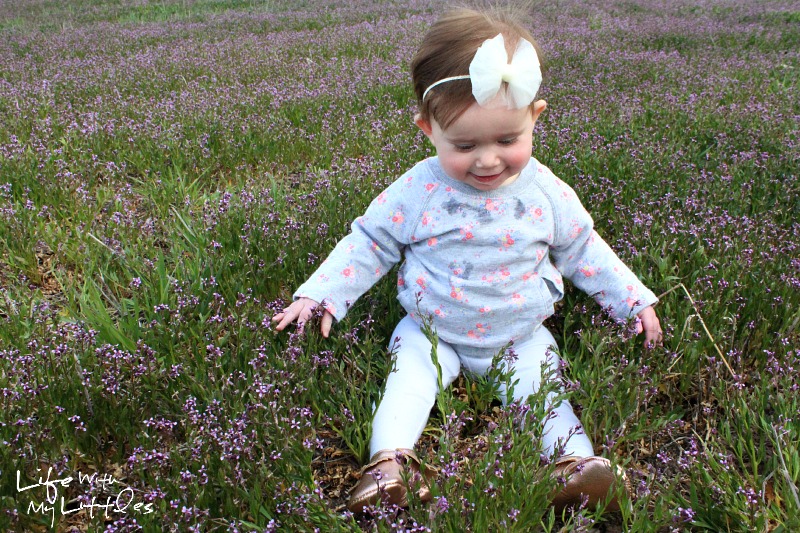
[370,316,595,459]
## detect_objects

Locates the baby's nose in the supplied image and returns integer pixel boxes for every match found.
[475,148,498,167]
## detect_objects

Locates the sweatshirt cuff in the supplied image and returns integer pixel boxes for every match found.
[613,288,659,322]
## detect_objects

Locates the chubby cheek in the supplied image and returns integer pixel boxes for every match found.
[507,145,532,171]
[440,152,472,181]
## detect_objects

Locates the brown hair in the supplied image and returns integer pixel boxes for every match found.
[411,7,543,129]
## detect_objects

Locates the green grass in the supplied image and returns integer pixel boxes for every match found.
[0,0,798,531]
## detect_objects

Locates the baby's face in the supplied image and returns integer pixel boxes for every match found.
[416,99,544,192]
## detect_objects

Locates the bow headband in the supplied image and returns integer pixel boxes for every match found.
[422,33,542,109]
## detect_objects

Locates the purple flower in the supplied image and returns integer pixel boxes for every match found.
[675,507,696,523]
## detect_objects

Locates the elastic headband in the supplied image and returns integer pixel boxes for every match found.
[421,34,542,109]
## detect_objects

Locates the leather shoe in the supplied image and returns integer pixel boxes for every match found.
[347,448,435,513]
[551,456,629,512]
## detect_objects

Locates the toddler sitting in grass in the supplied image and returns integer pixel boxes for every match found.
[274,6,662,514]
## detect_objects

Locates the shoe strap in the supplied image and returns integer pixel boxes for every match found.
[554,456,583,467]
[361,448,419,472]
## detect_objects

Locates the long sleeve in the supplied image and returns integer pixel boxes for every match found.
[293,177,422,322]
[547,177,658,321]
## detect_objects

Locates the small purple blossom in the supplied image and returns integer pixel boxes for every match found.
[675,507,696,523]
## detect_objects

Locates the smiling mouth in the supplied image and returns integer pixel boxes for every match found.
[472,172,503,183]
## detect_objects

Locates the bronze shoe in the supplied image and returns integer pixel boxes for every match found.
[347,448,435,513]
[551,456,630,512]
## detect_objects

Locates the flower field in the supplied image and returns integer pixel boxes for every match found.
[0,0,798,531]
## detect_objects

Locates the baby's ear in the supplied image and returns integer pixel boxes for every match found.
[531,99,547,124]
[414,114,434,137]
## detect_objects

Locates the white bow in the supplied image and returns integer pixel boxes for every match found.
[469,34,542,109]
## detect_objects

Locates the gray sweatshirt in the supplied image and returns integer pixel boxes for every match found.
[295,156,658,348]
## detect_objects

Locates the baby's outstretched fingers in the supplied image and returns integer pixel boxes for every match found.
[272,297,321,333]
[320,311,333,338]
[637,306,662,349]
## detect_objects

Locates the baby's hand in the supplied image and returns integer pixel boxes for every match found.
[635,306,662,349]
[272,297,334,338]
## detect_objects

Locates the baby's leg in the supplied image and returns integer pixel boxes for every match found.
[370,316,461,455]
[498,326,594,459]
